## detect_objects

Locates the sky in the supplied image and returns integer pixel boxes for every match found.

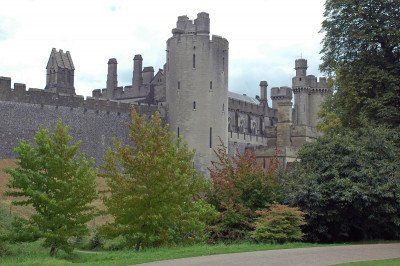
[0,0,326,98]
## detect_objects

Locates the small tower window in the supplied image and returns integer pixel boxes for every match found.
[210,81,213,90]
[193,101,196,110]
[223,57,225,69]
[177,127,180,138]
[178,81,180,90]
[209,127,212,148]
[222,103,225,112]
[193,54,196,69]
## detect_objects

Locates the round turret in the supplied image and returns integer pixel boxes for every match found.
[295,58,308,77]
[166,14,229,174]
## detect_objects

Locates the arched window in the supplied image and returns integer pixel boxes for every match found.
[192,54,196,69]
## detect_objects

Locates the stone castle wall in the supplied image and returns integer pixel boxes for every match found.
[0,77,162,164]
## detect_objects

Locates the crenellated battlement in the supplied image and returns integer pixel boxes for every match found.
[172,12,210,35]
[0,76,163,116]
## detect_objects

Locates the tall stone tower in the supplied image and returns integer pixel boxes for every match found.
[166,12,229,173]
[45,48,75,94]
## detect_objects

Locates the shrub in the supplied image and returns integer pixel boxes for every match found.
[251,204,305,244]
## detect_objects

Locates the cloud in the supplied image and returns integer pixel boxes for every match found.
[0,0,325,98]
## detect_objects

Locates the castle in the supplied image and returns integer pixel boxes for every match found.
[0,12,329,173]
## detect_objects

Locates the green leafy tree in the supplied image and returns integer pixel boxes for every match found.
[209,145,283,242]
[6,121,98,256]
[286,125,400,242]
[101,108,216,250]
[320,0,400,128]
[251,204,305,244]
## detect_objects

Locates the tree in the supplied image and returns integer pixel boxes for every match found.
[208,145,283,242]
[101,108,216,250]
[286,125,400,242]
[251,204,305,244]
[320,0,400,128]
[6,121,98,256]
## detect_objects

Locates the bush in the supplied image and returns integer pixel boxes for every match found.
[251,204,305,244]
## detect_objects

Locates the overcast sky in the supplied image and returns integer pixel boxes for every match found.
[0,0,325,98]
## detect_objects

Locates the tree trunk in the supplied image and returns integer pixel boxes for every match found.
[50,245,57,256]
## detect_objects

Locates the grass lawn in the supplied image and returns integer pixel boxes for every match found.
[0,241,330,265]
[339,258,400,266]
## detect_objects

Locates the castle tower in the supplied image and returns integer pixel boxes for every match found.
[45,48,75,95]
[106,58,118,99]
[292,59,309,126]
[132,54,143,91]
[166,12,229,174]
[259,81,268,107]
[271,86,292,109]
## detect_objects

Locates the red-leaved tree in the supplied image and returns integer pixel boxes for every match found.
[208,141,283,242]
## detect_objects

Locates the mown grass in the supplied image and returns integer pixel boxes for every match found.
[339,258,400,266]
[0,241,331,265]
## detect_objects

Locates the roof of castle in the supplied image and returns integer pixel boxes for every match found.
[228,91,259,105]
[46,48,75,70]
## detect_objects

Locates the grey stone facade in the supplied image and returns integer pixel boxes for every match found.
[0,11,329,172]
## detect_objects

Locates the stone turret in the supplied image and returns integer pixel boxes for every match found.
[166,12,229,174]
[295,58,307,77]
[271,86,292,109]
[106,58,118,99]
[259,81,268,107]
[45,48,75,95]
[292,58,329,127]
[133,54,143,91]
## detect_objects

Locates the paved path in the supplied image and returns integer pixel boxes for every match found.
[140,243,400,266]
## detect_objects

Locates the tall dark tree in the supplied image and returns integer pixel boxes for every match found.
[6,122,98,256]
[286,125,400,242]
[320,0,400,127]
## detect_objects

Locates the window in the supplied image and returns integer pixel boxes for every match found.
[223,57,225,69]
[222,103,225,112]
[178,81,180,90]
[177,127,180,138]
[209,81,212,90]
[193,101,196,110]
[193,54,196,68]
[209,127,212,148]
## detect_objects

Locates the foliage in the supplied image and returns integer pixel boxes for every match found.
[320,0,400,128]
[286,125,400,242]
[101,108,217,250]
[251,204,305,244]
[0,205,13,256]
[5,121,98,256]
[209,145,283,242]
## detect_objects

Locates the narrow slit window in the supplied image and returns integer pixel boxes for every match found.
[177,127,180,138]
[193,54,196,68]
[193,101,196,110]
[223,57,225,69]
[178,81,180,90]
[209,127,212,148]
[210,81,212,90]
[222,103,225,112]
